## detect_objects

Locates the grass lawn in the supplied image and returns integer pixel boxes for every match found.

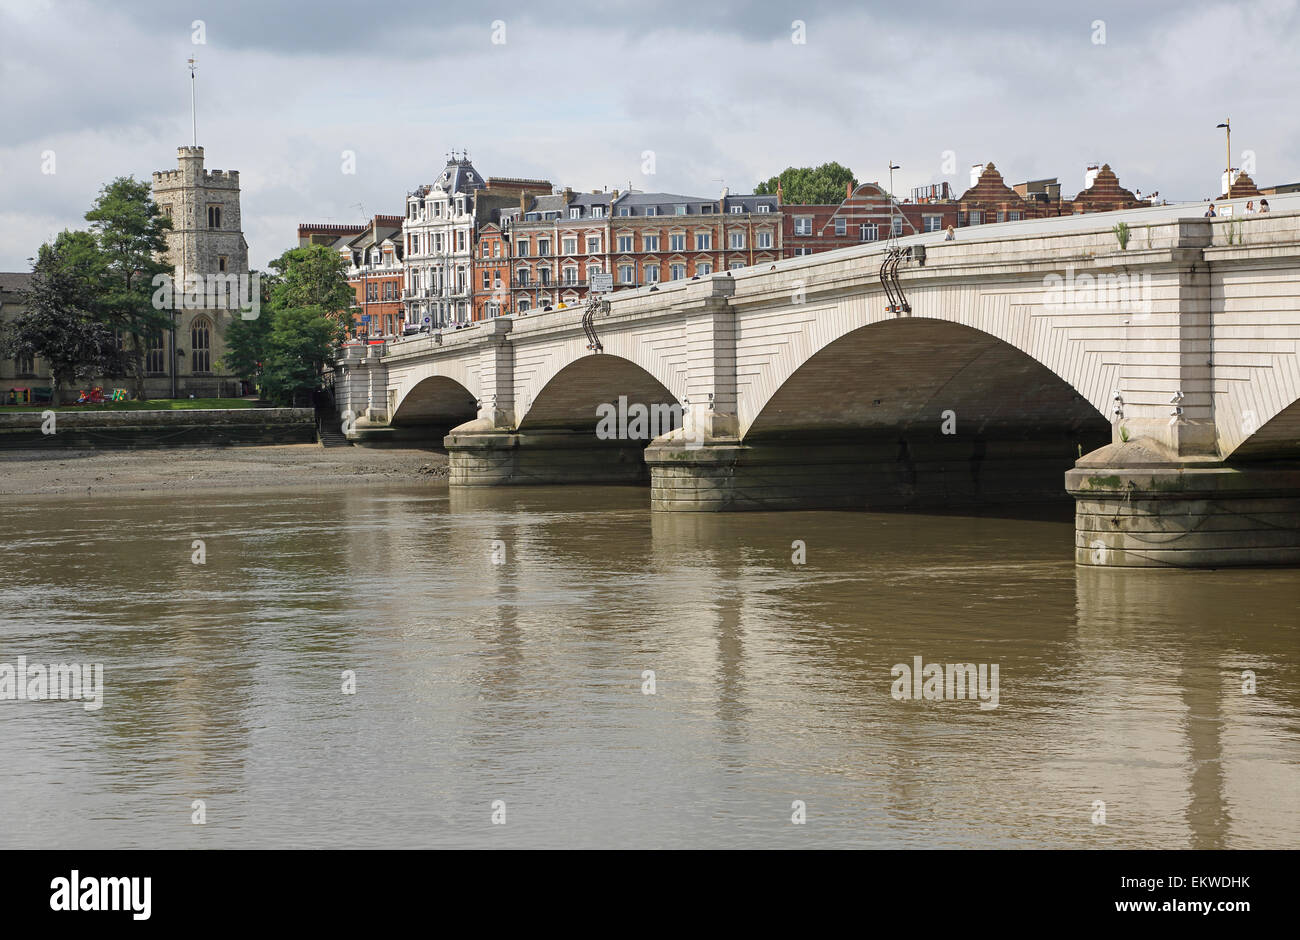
[1,398,259,412]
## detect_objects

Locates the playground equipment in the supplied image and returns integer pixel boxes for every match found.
[75,387,106,405]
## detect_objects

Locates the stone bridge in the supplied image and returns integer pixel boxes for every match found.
[336,202,1300,567]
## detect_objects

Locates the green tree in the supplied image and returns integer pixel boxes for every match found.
[267,245,356,322]
[220,270,274,384]
[84,176,173,399]
[0,232,127,402]
[259,305,345,406]
[755,162,857,205]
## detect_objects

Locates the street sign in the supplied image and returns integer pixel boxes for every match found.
[423,316,431,324]
[360,314,371,323]
[590,273,614,293]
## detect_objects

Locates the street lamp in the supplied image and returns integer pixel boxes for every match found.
[1216,119,1231,194]
[888,162,901,239]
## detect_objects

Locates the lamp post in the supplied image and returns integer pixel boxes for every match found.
[888,162,901,239]
[1216,119,1231,194]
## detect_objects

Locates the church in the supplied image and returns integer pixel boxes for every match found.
[0,144,250,402]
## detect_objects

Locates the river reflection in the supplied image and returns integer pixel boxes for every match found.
[0,485,1295,847]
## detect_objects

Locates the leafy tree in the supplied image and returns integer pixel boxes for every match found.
[220,270,274,384]
[755,162,857,205]
[0,232,127,402]
[84,176,173,399]
[259,305,345,405]
[266,245,356,321]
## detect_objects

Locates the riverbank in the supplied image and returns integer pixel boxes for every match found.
[0,444,447,497]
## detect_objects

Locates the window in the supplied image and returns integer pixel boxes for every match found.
[669,234,686,252]
[643,235,659,252]
[538,239,550,256]
[159,204,172,218]
[670,264,687,280]
[190,317,212,373]
[757,204,771,213]
[834,218,846,236]
[924,215,943,232]
[570,207,581,219]
[539,268,550,286]
[1007,210,1021,221]
[645,265,660,283]
[591,207,604,219]
[563,237,578,255]
[860,223,878,241]
[617,235,633,252]
[619,264,635,284]
[16,353,35,375]
[645,206,657,216]
[729,261,745,270]
[729,231,745,249]
[794,247,812,256]
[795,217,813,236]
[674,205,687,215]
[891,216,903,236]
[563,266,578,285]
[756,231,772,249]
[519,300,530,312]
[516,269,530,287]
[968,210,983,225]
[218,256,227,272]
[695,233,711,250]
[457,231,466,251]
[730,205,744,214]
[483,270,491,289]
[207,205,221,229]
[697,262,713,275]
[587,236,600,254]
[516,240,529,257]
[618,207,631,216]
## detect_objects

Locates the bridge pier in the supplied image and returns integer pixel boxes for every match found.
[444,421,649,486]
[1066,442,1300,567]
[645,434,1091,512]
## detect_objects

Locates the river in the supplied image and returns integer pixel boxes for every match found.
[1,484,1296,848]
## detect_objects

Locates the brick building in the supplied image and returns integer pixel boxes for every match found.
[782,181,959,257]
[506,189,781,312]
[297,215,407,337]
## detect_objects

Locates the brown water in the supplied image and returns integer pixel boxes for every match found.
[0,485,1296,848]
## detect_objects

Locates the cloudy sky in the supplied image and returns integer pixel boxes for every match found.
[1,0,1297,271]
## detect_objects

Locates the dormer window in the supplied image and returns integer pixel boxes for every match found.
[674,205,687,215]
[570,207,581,219]
[591,207,605,218]
[730,205,744,214]
[757,204,771,213]
[645,206,657,216]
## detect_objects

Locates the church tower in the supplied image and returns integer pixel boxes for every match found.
[150,146,250,396]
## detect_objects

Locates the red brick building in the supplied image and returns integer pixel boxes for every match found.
[472,219,511,321]
[298,215,407,337]
[782,181,959,257]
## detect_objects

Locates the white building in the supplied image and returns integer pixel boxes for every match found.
[403,155,485,328]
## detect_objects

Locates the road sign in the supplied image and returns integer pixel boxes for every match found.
[590,273,614,293]
[423,316,431,324]
[360,314,371,323]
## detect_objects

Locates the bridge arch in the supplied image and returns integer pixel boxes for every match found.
[517,353,681,434]
[389,363,479,428]
[742,316,1107,443]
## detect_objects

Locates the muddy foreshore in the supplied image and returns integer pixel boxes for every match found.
[0,444,448,497]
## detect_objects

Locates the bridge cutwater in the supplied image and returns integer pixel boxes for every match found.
[336,199,1300,569]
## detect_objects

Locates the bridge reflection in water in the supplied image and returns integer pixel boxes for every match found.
[8,485,1293,847]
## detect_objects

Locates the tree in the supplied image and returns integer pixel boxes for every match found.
[220,271,274,384]
[266,245,356,323]
[755,162,857,205]
[259,305,346,405]
[84,177,173,399]
[0,232,127,402]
